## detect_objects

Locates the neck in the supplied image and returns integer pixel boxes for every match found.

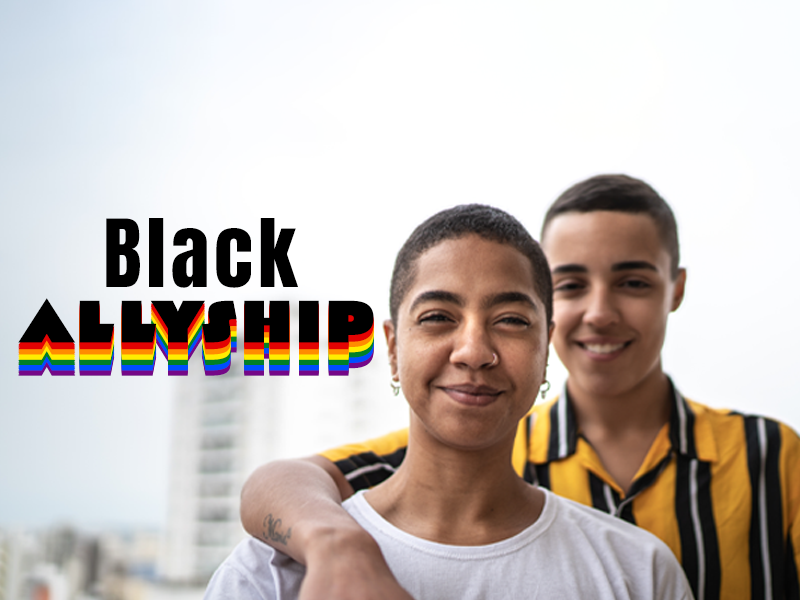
[365,420,543,545]
[566,367,673,493]
[568,367,672,436]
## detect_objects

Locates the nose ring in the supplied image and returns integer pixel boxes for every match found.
[488,353,499,368]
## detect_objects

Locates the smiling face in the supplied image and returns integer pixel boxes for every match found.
[386,235,552,452]
[542,211,686,400]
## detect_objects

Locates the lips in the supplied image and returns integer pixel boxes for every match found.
[575,339,631,360]
[440,384,502,406]
[582,342,626,354]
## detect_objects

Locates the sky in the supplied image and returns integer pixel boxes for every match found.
[1,0,799,529]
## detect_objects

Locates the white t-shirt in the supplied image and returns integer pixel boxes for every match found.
[205,488,693,599]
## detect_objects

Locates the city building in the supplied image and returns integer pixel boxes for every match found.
[159,312,406,584]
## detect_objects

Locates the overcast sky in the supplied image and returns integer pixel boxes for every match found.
[2,0,799,529]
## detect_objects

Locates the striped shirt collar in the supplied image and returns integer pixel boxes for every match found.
[535,378,718,463]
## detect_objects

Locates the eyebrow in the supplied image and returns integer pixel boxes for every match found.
[611,261,658,272]
[551,261,658,274]
[408,290,538,312]
[408,290,463,313]
[482,291,538,311]
[551,264,587,274]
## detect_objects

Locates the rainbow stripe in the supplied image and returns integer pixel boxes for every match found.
[328,323,374,375]
[244,325,269,375]
[152,304,204,376]
[299,342,319,376]
[79,331,114,376]
[120,335,157,375]
[269,340,290,375]
[328,342,349,374]
[202,319,236,376]
[349,325,374,368]
[18,335,75,376]
[243,324,289,375]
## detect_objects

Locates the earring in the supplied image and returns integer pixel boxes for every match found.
[390,377,401,397]
[540,380,551,399]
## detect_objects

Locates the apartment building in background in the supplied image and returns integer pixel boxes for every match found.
[159,319,405,584]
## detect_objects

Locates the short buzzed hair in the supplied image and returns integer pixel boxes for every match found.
[541,174,681,279]
[390,204,553,326]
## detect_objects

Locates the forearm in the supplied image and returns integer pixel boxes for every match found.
[239,455,415,599]
[240,455,364,564]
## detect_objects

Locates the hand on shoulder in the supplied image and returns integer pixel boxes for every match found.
[299,529,414,600]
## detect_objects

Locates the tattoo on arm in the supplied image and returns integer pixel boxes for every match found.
[262,513,292,546]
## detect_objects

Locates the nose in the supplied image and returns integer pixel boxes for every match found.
[582,286,619,329]
[449,318,496,370]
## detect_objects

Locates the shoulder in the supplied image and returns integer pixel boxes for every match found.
[204,537,304,600]
[548,491,664,547]
[319,429,410,490]
[684,397,799,439]
[685,398,800,456]
[542,491,693,597]
[687,399,800,452]
[682,399,800,520]
[319,429,409,464]
[548,492,688,569]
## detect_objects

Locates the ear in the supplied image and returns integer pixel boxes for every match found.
[671,268,687,312]
[383,319,398,379]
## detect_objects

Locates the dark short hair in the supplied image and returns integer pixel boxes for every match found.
[390,204,553,326]
[541,174,680,279]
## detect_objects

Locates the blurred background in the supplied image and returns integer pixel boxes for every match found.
[2,1,799,598]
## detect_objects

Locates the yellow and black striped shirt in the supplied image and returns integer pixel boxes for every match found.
[321,383,800,600]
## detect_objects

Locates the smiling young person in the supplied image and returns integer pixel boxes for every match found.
[205,205,691,600]
[237,178,800,600]
[533,178,799,600]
